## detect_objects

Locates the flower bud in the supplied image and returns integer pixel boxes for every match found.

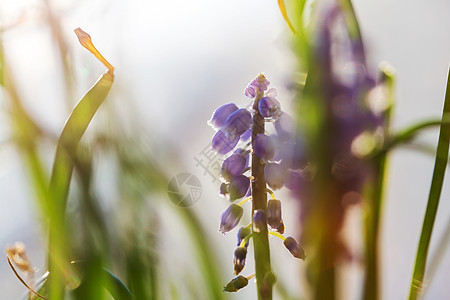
[228,175,250,201]
[258,96,281,119]
[223,275,249,292]
[233,246,247,275]
[220,204,243,234]
[267,199,283,231]
[237,226,251,247]
[209,103,238,129]
[252,209,267,233]
[283,237,306,260]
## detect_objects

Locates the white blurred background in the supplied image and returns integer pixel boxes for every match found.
[0,0,449,299]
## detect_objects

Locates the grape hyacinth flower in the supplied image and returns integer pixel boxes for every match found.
[258,97,282,119]
[209,103,238,129]
[219,204,243,234]
[267,199,284,233]
[228,175,250,201]
[221,154,247,182]
[233,246,248,275]
[209,74,306,298]
[212,130,239,155]
[283,237,306,260]
[223,108,252,138]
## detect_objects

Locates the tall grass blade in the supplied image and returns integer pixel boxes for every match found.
[408,66,450,300]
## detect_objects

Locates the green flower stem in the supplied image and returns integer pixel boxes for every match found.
[252,92,272,300]
[409,66,450,300]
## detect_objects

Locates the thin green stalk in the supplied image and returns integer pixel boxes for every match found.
[409,66,450,300]
[251,92,272,300]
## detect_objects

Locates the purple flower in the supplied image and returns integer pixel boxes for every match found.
[252,209,267,233]
[283,237,306,260]
[253,134,276,161]
[264,163,285,190]
[220,204,244,234]
[278,139,306,170]
[223,109,252,138]
[284,170,305,192]
[212,130,239,155]
[233,246,248,275]
[221,154,247,182]
[228,175,250,200]
[209,103,238,129]
[258,97,282,119]
[267,199,283,232]
[244,74,270,99]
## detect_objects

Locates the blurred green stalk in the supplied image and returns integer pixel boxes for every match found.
[362,66,395,300]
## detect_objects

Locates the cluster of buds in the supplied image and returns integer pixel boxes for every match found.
[209,74,306,293]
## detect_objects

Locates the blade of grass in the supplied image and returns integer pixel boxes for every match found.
[47,28,114,299]
[408,66,450,300]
